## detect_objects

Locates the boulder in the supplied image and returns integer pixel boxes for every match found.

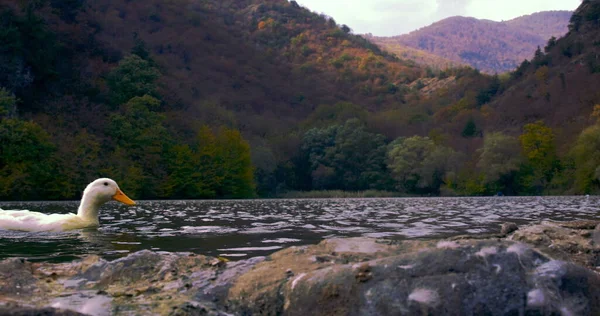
[0,220,598,315]
[510,220,600,271]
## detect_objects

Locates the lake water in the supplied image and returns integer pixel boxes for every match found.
[0,197,598,262]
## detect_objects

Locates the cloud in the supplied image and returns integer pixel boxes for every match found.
[435,0,471,18]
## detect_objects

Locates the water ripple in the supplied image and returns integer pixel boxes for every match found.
[0,196,598,262]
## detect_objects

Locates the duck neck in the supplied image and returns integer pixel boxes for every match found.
[77,194,102,223]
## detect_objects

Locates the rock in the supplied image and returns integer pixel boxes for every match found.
[500,222,518,235]
[230,239,600,316]
[510,220,600,269]
[0,258,41,297]
[0,305,86,315]
[0,221,598,315]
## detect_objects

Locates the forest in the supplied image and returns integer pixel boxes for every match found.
[1,0,600,200]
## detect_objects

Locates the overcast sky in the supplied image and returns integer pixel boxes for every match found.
[294,0,582,36]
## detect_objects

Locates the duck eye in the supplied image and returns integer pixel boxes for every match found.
[103,182,109,186]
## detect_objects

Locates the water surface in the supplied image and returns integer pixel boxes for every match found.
[0,197,598,262]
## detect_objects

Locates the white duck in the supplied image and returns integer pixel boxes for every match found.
[0,178,136,232]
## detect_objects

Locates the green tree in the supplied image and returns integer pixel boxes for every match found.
[107,55,161,106]
[195,125,220,198]
[164,125,255,199]
[107,95,173,198]
[64,129,102,190]
[0,87,16,118]
[324,119,391,190]
[0,6,61,105]
[387,136,461,194]
[301,119,391,191]
[0,119,69,200]
[214,127,256,198]
[477,132,523,194]
[461,118,478,138]
[572,124,600,193]
[519,121,559,192]
[164,144,197,198]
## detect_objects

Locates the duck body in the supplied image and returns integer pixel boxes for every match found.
[0,178,135,232]
[0,210,92,232]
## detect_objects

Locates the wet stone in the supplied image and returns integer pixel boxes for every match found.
[500,222,519,235]
[0,221,598,315]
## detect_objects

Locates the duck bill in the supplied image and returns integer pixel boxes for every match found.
[112,189,136,206]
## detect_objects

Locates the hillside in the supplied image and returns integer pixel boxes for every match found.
[2,0,600,199]
[364,34,459,70]
[372,11,572,73]
[0,0,485,199]
[506,11,574,40]
[487,3,600,146]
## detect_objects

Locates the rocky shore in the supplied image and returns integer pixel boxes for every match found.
[0,220,599,315]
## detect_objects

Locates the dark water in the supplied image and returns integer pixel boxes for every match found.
[0,196,599,262]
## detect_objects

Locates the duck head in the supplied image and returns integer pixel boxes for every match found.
[83,178,136,206]
[76,178,136,223]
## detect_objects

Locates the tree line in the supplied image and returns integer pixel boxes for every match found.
[0,45,254,200]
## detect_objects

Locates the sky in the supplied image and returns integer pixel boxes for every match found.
[294,0,582,36]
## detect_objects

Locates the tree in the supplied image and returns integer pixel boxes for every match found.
[195,125,220,198]
[0,87,17,118]
[301,119,391,191]
[324,119,391,191]
[131,32,151,61]
[0,119,69,200]
[164,144,198,198]
[164,125,256,199]
[107,55,161,106]
[0,6,61,108]
[477,133,523,194]
[572,124,600,193]
[107,95,172,198]
[519,121,558,192]
[387,136,461,194]
[461,118,478,138]
[214,127,255,198]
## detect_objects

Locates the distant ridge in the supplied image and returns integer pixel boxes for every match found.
[370,11,572,73]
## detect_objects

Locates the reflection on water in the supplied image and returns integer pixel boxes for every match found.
[0,196,598,262]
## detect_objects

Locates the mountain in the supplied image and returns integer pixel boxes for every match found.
[505,11,573,40]
[2,0,600,199]
[371,11,572,73]
[0,0,447,199]
[487,2,600,148]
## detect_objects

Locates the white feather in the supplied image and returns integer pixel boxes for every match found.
[0,178,135,232]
